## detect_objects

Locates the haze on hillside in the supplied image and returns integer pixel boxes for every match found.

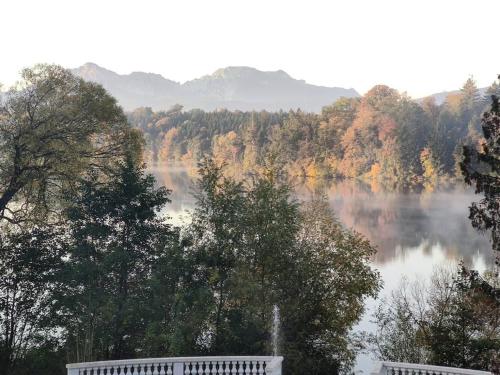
[73,63,358,112]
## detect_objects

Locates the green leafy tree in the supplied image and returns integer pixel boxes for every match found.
[0,64,138,224]
[58,155,174,362]
[185,159,381,374]
[183,158,247,353]
[0,228,64,375]
[283,199,380,374]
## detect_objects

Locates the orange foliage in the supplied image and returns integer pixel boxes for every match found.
[368,163,382,179]
[445,93,463,114]
[213,131,240,165]
[159,127,179,162]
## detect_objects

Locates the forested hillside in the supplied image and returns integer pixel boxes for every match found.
[130,78,499,186]
[0,65,380,375]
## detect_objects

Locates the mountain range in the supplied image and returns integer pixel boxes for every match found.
[72,63,359,112]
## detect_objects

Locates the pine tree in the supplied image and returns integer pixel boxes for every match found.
[460,87,500,257]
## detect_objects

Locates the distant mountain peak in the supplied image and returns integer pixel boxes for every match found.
[72,63,359,112]
[79,62,114,73]
[210,66,292,80]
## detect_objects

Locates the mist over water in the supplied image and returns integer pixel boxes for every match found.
[151,164,491,265]
[149,164,492,373]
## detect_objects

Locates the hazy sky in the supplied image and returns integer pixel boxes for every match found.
[2,0,499,97]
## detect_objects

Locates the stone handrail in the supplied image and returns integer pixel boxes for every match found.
[372,361,492,375]
[67,356,284,375]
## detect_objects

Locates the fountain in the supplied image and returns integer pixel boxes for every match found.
[272,304,280,356]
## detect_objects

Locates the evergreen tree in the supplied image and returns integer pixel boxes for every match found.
[58,155,174,362]
[461,91,500,256]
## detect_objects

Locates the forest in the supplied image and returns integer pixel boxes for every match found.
[0,65,382,375]
[130,79,498,188]
[0,65,498,375]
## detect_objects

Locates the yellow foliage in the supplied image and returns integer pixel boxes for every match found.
[213,131,240,165]
[420,148,437,180]
[326,156,341,177]
[306,161,319,179]
[368,163,382,180]
[159,127,179,162]
[445,93,463,115]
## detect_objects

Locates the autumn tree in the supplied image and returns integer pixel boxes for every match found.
[340,86,400,178]
[0,65,137,224]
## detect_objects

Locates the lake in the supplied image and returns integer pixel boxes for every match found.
[150,164,492,373]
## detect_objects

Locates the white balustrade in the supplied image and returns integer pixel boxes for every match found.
[67,356,283,375]
[372,361,492,375]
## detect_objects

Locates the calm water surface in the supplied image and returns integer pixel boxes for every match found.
[150,165,492,373]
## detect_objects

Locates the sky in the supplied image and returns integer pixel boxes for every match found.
[2,0,499,98]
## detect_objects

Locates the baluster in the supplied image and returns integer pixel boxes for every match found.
[249,361,256,375]
[210,361,217,375]
[184,362,191,375]
[159,362,166,375]
[237,361,244,375]
[216,361,223,375]
[230,361,237,375]
[223,361,231,375]
[166,363,173,375]
[257,361,263,375]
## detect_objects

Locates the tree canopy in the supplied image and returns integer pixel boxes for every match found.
[130,78,490,188]
[0,64,139,224]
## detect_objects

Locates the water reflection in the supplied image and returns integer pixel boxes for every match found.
[149,164,492,267]
[295,181,491,266]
